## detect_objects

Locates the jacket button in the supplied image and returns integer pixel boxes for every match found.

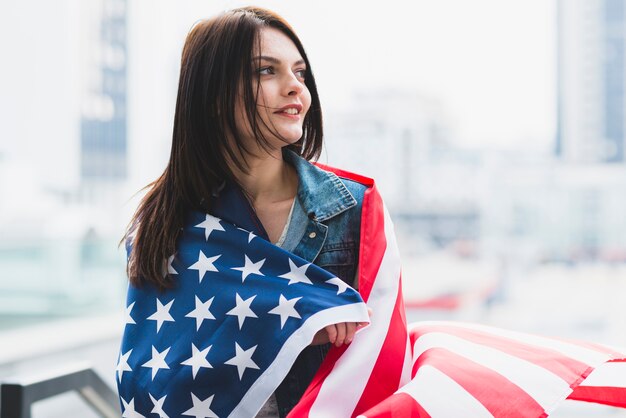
[309,232,317,239]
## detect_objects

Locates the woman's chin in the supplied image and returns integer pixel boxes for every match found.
[276,131,303,145]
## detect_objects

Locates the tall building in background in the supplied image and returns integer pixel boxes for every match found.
[556,0,625,163]
[80,0,128,193]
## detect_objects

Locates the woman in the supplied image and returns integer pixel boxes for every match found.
[118,7,375,418]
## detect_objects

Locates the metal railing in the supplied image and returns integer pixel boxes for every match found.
[0,363,119,418]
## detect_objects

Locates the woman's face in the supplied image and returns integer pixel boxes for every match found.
[235,27,312,156]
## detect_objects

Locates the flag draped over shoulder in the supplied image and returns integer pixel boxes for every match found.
[293,164,626,418]
[117,163,626,418]
[116,210,369,418]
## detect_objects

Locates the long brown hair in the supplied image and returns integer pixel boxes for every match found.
[123,7,323,290]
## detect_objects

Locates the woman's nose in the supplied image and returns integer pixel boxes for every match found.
[284,74,304,96]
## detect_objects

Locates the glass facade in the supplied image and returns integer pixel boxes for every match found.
[80,0,127,181]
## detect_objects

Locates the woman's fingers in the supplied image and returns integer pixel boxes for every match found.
[345,321,357,344]
[325,324,337,345]
[334,322,347,347]
[323,311,373,347]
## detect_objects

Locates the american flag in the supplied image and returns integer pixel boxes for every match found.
[357,322,626,417]
[116,209,369,417]
[118,164,626,417]
[293,164,626,418]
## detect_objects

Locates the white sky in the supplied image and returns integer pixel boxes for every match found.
[199,0,557,149]
[0,0,557,190]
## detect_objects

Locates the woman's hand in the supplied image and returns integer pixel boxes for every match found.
[310,307,372,347]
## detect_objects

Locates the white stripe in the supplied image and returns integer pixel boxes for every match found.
[399,365,494,418]
[400,325,413,386]
[579,361,626,387]
[410,321,613,367]
[412,332,571,409]
[229,303,369,418]
[309,204,405,417]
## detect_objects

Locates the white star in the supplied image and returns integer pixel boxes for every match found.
[326,277,349,294]
[182,393,218,418]
[181,343,213,379]
[224,343,260,379]
[125,301,136,325]
[121,397,145,418]
[188,251,220,283]
[268,295,302,329]
[141,345,171,380]
[116,349,133,384]
[231,255,265,282]
[194,214,225,240]
[185,296,216,330]
[226,293,258,329]
[167,254,178,275]
[149,394,169,418]
[237,227,256,243]
[279,259,313,285]
[147,298,175,332]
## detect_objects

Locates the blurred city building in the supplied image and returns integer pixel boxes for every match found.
[1,1,626,416]
[0,0,129,331]
[326,88,626,263]
[80,0,128,203]
[556,0,626,163]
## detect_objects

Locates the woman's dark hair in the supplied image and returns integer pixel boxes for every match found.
[123,6,323,290]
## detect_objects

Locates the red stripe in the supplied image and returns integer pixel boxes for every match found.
[359,392,431,418]
[410,324,593,385]
[352,285,408,416]
[289,179,390,417]
[567,358,626,408]
[357,182,387,302]
[312,162,375,188]
[413,348,547,417]
[567,386,626,408]
[554,338,626,359]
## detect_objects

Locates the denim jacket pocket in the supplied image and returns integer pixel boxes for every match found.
[314,241,357,285]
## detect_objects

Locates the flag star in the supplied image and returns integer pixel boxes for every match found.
[185,296,216,330]
[147,298,175,332]
[279,259,313,285]
[182,393,218,418]
[224,343,260,380]
[231,255,265,282]
[141,346,171,380]
[149,394,169,418]
[181,343,213,379]
[122,397,145,418]
[226,293,258,329]
[116,349,133,384]
[188,251,220,283]
[125,301,136,325]
[194,214,225,240]
[167,254,178,275]
[268,295,302,329]
[237,227,256,243]
[326,277,349,295]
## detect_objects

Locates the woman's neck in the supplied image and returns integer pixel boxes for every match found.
[232,149,298,205]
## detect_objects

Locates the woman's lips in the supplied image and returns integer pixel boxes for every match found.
[275,112,301,120]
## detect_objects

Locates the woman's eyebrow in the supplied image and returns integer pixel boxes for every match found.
[253,55,306,66]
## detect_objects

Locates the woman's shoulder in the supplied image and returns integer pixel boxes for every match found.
[313,162,371,203]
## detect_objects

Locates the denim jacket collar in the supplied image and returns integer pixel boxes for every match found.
[283,148,357,222]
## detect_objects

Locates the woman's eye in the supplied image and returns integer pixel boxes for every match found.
[295,69,307,79]
[258,66,274,75]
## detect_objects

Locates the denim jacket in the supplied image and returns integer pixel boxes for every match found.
[210,148,368,417]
